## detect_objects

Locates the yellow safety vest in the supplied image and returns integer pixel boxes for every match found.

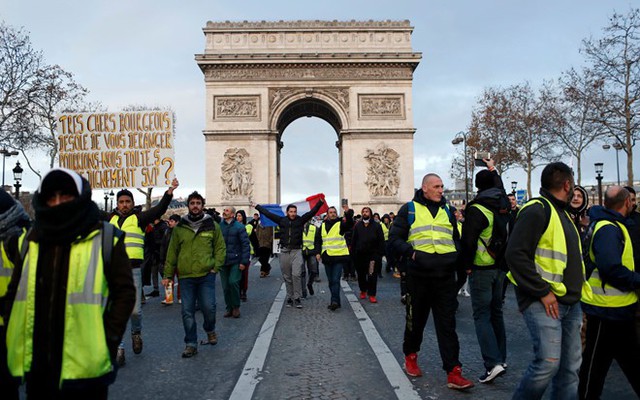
[408,202,457,254]
[381,223,389,241]
[303,224,317,251]
[321,221,349,256]
[507,197,592,300]
[582,220,638,308]
[245,224,254,255]
[0,231,26,327]
[7,228,114,386]
[470,203,495,267]
[110,214,144,260]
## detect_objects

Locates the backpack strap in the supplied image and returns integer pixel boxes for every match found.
[407,201,416,226]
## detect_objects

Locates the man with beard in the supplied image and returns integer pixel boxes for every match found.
[506,162,592,399]
[351,207,385,303]
[162,192,226,358]
[315,205,354,311]
[0,190,30,400]
[107,178,178,365]
[389,173,474,390]
[5,168,135,399]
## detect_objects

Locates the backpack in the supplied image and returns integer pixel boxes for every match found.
[468,195,511,268]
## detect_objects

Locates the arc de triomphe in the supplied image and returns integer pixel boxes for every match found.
[195,20,421,213]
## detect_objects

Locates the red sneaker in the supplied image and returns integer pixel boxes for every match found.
[359,291,366,299]
[404,353,423,377]
[447,366,474,390]
[369,296,377,303]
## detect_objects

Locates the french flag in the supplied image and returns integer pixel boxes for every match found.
[259,193,328,227]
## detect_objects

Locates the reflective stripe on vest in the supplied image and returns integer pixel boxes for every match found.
[7,229,113,385]
[303,225,317,251]
[321,222,349,256]
[507,197,592,301]
[110,214,144,260]
[470,203,494,266]
[582,220,638,308]
[408,202,456,254]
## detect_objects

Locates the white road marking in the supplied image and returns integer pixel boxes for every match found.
[340,280,422,400]
[228,282,287,400]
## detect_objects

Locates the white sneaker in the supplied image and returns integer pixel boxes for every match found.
[478,364,506,383]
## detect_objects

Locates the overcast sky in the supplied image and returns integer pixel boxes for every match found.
[1,0,638,207]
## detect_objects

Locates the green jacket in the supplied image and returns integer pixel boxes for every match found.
[164,214,226,278]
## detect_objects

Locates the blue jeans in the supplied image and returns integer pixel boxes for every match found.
[512,301,582,400]
[179,273,217,348]
[324,262,344,305]
[469,269,507,370]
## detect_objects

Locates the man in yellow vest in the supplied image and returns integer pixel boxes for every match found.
[578,186,640,398]
[5,168,135,399]
[0,190,30,400]
[315,205,354,311]
[460,158,510,384]
[506,162,589,399]
[107,178,178,366]
[389,173,474,390]
[301,219,320,297]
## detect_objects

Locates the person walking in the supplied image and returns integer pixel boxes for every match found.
[160,214,181,305]
[162,192,226,358]
[254,220,274,278]
[351,207,385,303]
[253,199,324,308]
[0,190,30,400]
[301,219,320,296]
[460,159,510,384]
[506,162,592,400]
[220,206,250,318]
[389,173,474,391]
[5,168,135,399]
[315,205,354,311]
[107,178,178,365]
[236,210,257,301]
[578,186,640,399]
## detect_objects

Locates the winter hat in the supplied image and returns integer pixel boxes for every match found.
[38,168,83,199]
[0,190,16,214]
[117,188,134,201]
[475,170,495,192]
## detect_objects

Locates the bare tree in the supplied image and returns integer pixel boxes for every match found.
[549,68,606,185]
[582,8,640,185]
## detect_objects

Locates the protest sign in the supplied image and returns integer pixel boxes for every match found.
[56,111,175,189]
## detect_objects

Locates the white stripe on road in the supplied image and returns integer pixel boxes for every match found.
[229,283,287,400]
[340,280,422,400]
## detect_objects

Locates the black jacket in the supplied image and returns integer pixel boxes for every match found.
[505,189,584,312]
[351,219,385,261]
[389,189,461,279]
[256,201,323,250]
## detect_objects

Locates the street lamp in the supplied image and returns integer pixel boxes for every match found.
[511,181,517,196]
[109,190,114,211]
[0,149,19,188]
[12,161,23,200]
[452,131,469,204]
[104,190,110,211]
[602,143,623,185]
[595,162,604,206]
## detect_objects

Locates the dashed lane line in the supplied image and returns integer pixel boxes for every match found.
[340,280,422,400]
[228,282,287,400]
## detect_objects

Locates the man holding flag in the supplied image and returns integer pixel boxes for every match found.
[251,195,326,308]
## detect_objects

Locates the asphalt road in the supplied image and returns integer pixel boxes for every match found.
[106,258,636,400]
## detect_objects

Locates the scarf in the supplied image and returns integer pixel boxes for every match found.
[0,202,30,241]
[32,192,100,244]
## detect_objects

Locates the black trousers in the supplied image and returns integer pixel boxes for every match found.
[257,247,271,275]
[354,254,381,296]
[403,273,461,373]
[578,314,640,399]
[0,329,19,400]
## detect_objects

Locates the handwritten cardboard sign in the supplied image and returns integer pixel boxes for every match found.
[56,111,175,189]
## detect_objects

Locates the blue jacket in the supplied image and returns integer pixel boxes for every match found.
[220,219,251,266]
[583,205,640,321]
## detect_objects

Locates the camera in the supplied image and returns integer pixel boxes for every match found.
[474,151,491,167]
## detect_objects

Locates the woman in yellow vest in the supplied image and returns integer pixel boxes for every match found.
[0,190,30,400]
[5,168,135,399]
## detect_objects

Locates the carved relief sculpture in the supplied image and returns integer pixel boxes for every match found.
[214,96,260,119]
[358,94,405,119]
[364,144,400,197]
[221,148,254,199]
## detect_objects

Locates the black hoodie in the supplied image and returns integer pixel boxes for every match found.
[389,189,461,279]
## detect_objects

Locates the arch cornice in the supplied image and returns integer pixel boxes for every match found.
[268,89,349,133]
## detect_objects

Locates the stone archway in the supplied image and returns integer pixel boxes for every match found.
[196,20,421,213]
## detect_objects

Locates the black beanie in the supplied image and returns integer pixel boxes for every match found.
[0,189,16,214]
[475,170,495,192]
[39,169,82,200]
[117,189,134,201]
